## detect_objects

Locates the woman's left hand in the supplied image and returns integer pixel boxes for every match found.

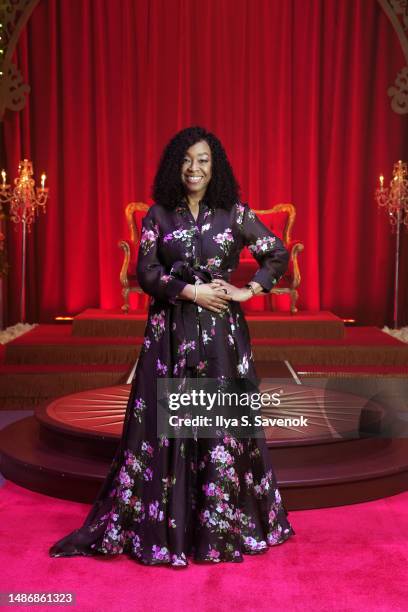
[209,278,252,302]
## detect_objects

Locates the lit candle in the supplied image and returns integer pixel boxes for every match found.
[1,169,6,187]
[41,173,46,190]
[379,175,384,191]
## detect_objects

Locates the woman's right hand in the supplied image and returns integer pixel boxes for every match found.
[194,283,232,313]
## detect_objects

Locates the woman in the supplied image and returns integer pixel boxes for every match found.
[49,126,295,566]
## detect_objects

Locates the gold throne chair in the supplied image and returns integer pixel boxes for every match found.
[119,202,304,314]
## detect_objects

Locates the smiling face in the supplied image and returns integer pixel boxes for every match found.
[180,140,212,200]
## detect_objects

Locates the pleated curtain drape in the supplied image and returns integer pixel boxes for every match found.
[3,0,408,326]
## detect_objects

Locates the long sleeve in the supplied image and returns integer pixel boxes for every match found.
[136,208,188,302]
[237,202,289,292]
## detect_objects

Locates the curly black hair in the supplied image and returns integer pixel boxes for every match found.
[152,126,240,211]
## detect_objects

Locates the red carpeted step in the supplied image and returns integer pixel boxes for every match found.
[294,364,408,376]
[0,365,131,409]
[72,308,346,339]
[5,325,408,366]
[251,345,408,365]
[0,364,128,373]
[5,341,140,365]
[4,326,140,366]
[8,334,142,345]
[8,324,403,345]
[0,417,111,503]
[252,328,404,345]
[0,373,130,408]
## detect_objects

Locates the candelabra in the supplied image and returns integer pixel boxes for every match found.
[0,160,49,322]
[375,160,408,329]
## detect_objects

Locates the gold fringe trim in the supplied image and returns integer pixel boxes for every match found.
[252,345,408,366]
[72,319,147,338]
[0,371,128,407]
[5,345,139,365]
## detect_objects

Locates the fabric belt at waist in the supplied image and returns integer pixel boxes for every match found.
[170,261,231,367]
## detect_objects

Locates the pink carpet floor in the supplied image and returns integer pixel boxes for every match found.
[1,482,408,611]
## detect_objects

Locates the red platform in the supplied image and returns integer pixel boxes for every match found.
[72,308,346,339]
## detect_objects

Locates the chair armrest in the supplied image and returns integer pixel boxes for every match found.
[118,239,135,287]
[286,240,304,289]
[286,239,304,250]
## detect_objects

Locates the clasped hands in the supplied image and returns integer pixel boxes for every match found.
[180,278,260,314]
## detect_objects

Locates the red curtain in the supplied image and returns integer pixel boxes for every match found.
[3,0,408,326]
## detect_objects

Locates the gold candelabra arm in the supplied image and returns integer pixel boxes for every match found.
[0,160,49,231]
[375,160,408,231]
[0,184,12,206]
[375,187,390,208]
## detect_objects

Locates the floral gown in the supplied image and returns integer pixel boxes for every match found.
[49,199,296,566]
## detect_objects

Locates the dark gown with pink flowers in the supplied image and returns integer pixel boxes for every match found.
[49,199,296,566]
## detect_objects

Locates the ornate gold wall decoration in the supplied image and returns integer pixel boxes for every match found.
[0,0,39,120]
[378,0,408,114]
